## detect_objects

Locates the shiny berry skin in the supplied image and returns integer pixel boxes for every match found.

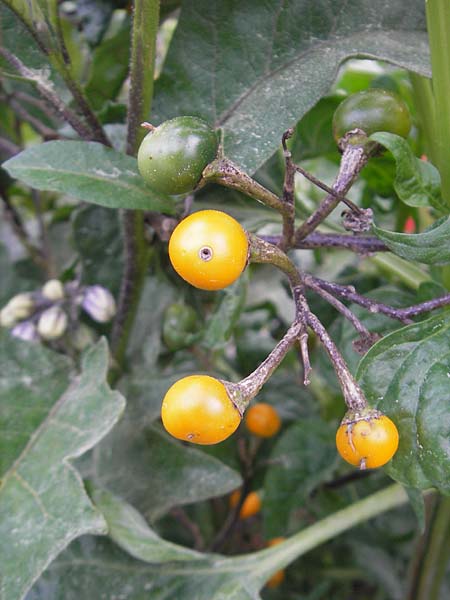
[168,210,248,290]
[229,490,262,519]
[137,116,218,195]
[336,413,399,469]
[332,89,411,142]
[161,375,241,444]
[245,403,281,438]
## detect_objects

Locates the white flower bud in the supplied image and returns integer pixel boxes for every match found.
[0,306,18,328]
[42,279,65,301]
[37,306,68,340]
[81,285,116,323]
[11,321,39,342]
[5,293,34,320]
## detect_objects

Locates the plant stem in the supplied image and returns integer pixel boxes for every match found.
[279,129,297,249]
[0,48,93,140]
[410,73,438,167]
[262,232,388,253]
[225,320,304,413]
[229,484,408,583]
[294,141,370,242]
[111,0,160,367]
[425,0,450,206]
[409,495,450,600]
[248,234,302,285]
[202,157,291,218]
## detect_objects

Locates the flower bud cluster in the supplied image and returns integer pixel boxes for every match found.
[0,279,116,346]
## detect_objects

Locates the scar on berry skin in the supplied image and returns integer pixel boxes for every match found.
[199,246,213,261]
[346,423,357,453]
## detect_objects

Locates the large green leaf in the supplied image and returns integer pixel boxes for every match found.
[27,484,408,599]
[370,132,445,211]
[373,216,450,265]
[153,0,429,174]
[86,419,242,521]
[0,337,126,599]
[2,141,177,213]
[357,312,450,492]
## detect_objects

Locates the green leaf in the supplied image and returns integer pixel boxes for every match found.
[154,0,429,174]
[88,421,242,522]
[370,132,445,211]
[72,205,123,296]
[201,278,247,350]
[90,486,203,563]
[357,312,450,492]
[372,216,450,265]
[85,24,131,110]
[263,419,337,537]
[0,337,126,600]
[28,484,409,599]
[2,141,177,213]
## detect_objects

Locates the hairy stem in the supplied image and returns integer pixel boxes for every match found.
[226,320,304,411]
[111,0,160,367]
[279,129,296,249]
[0,48,93,140]
[262,232,388,253]
[308,276,450,322]
[294,141,370,242]
[202,157,291,217]
[305,307,367,411]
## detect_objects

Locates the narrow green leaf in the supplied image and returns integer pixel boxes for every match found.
[0,337,126,599]
[372,216,450,265]
[90,486,204,563]
[2,141,177,213]
[370,132,445,211]
[357,312,450,492]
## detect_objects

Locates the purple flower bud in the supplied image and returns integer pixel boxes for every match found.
[11,321,39,342]
[81,286,116,323]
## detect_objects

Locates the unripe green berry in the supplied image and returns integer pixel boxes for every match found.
[137,116,218,195]
[332,89,411,142]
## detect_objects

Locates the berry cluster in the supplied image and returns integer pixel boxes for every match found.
[137,107,401,471]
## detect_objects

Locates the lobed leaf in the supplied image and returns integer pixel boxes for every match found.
[0,337,126,599]
[2,141,177,213]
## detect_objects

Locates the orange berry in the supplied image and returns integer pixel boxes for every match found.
[336,413,399,469]
[245,403,281,438]
[161,375,241,444]
[229,490,262,519]
[168,210,248,290]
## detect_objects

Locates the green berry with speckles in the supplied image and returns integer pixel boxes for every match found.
[137,116,218,195]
